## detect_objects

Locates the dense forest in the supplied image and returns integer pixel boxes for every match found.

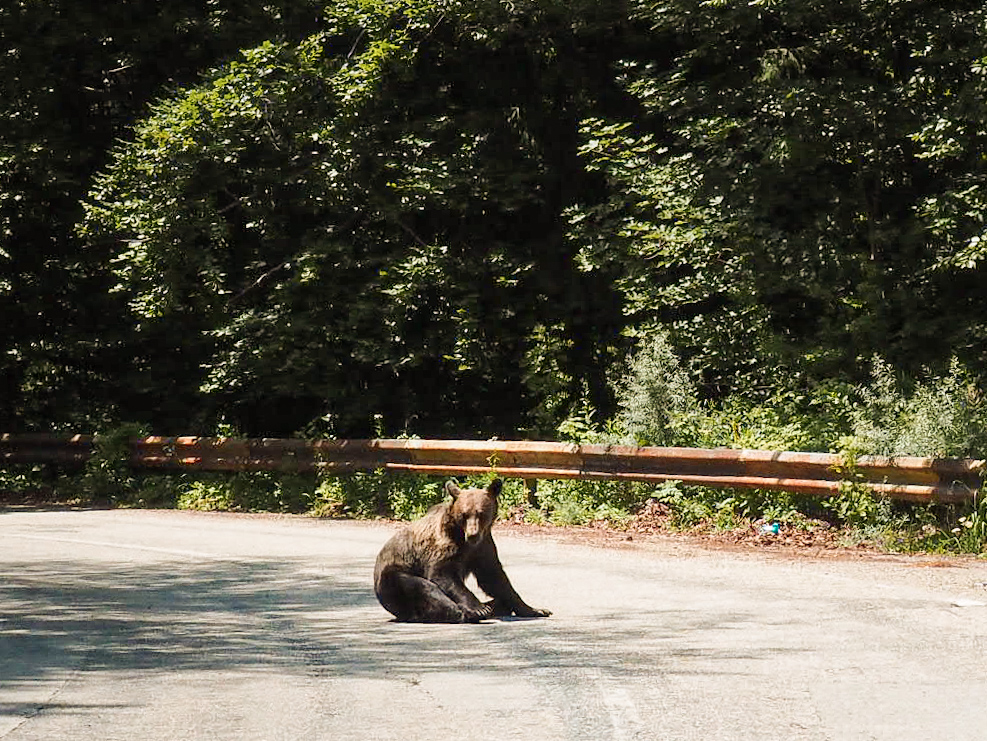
[4,0,987,451]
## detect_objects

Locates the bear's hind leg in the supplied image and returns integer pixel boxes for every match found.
[383,571,477,623]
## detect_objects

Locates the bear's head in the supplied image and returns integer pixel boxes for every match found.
[445,478,502,545]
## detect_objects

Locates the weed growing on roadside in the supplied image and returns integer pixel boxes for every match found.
[72,422,147,504]
[942,492,987,553]
[850,356,987,458]
[306,470,391,518]
[176,471,312,512]
[177,476,236,511]
[0,464,56,501]
[525,478,645,527]
[615,330,704,447]
[823,445,887,529]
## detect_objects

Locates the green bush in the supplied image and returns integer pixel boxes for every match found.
[699,386,858,453]
[72,423,147,505]
[130,475,185,508]
[176,471,312,513]
[600,340,987,551]
[177,477,236,511]
[0,464,57,501]
[530,478,637,527]
[850,357,987,458]
[614,331,704,447]
[307,470,457,519]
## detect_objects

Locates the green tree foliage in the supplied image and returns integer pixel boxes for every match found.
[1,0,324,430]
[82,0,632,437]
[572,0,987,394]
[4,0,987,446]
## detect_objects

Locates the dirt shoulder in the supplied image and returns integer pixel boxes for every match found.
[495,516,987,570]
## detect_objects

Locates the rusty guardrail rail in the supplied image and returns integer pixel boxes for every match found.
[0,434,982,503]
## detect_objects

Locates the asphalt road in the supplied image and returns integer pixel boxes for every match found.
[1,508,986,741]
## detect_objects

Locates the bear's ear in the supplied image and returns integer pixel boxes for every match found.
[445,480,462,500]
[487,478,503,498]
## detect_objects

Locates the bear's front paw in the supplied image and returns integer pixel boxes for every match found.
[461,603,494,623]
[516,606,552,618]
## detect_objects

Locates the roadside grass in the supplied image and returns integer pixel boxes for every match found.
[3,459,984,556]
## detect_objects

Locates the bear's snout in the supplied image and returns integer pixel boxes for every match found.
[464,516,484,542]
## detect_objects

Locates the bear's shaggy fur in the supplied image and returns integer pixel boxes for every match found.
[374,478,551,623]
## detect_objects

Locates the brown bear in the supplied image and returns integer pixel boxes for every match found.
[374,478,551,623]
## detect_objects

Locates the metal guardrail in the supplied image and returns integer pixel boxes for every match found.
[0,434,982,503]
